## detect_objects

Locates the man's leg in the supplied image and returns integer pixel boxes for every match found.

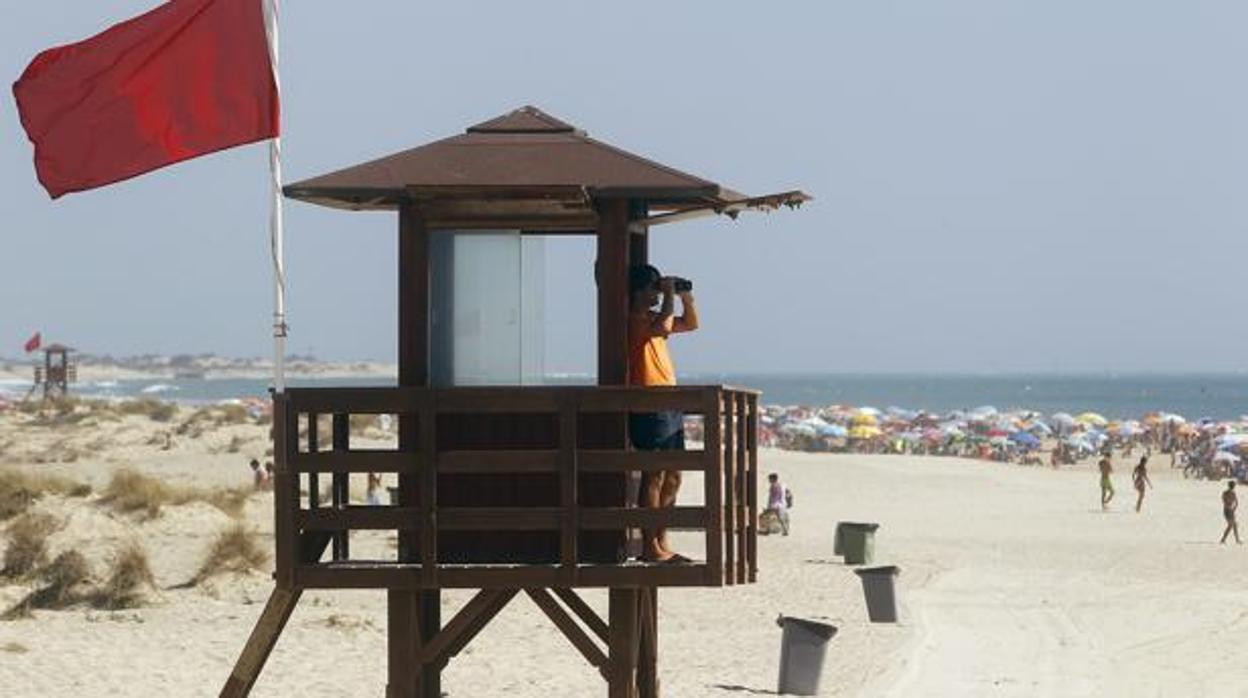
[656,469,682,554]
[642,471,667,560]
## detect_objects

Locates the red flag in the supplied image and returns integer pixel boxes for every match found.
[24,333,41,354]
[12,0,279,199]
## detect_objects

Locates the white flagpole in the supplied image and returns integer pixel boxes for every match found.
[262,0,287,394]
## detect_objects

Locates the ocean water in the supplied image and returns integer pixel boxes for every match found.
[5,372,1248,421]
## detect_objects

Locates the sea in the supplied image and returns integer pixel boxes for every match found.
[5,373,1248,422]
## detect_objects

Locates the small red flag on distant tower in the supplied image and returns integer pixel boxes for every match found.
[23,332,42,354]
[12,0,279,199]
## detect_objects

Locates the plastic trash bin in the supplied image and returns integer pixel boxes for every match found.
[776,615,838,696]
[838,522,879,565]
[387,486,399,506]
[854,565,900,623]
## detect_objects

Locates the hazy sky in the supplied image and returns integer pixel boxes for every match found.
[4,1,1248,374]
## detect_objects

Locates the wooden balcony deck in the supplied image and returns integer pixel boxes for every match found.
[273,385,759,589]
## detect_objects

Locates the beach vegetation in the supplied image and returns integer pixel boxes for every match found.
[193,523,268,584]
[0,468,90,521]
[123,399,177,423]
[92,541,156,610]
[98,468,251,520]
[3,550,92,619]
[2,512,59,579]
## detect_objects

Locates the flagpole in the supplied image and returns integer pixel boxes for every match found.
[263,0,287,394]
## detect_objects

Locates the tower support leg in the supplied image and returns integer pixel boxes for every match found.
[219,585,302,698]
[608,588,640,698]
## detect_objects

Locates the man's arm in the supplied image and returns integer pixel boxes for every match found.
[647,278,677,336]
[672,290,699,333]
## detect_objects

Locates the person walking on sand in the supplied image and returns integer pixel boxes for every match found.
[1221,481,1241,544]
[765,473,792,536]
[1132,456,1153,512]
[1099,454,1115,510]
[627,264,698,563]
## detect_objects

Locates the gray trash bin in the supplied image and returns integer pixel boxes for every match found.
[387,486,399,506]
[776,615,838,695]
[854,565,900,623]
[837,522,879,565]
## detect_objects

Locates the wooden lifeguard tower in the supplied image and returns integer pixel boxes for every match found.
[31,343,77,401]
[220,106,808,697]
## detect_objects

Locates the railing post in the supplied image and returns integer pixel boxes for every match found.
[746,394,759,583]
[734,393,748,583]
[723,391,736,585]
[702,388,723,586]
[273,393,296,588]
[419,390,438,588]
[332,413,350,561]
[559,393,579,585]
[307,412,319,508]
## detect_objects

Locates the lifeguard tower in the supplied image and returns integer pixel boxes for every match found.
[31,343,77,401]
[220,106,808,697]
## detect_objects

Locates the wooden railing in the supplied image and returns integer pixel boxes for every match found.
[272,385,758,589]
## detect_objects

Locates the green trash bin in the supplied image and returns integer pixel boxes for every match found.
[838,522,879,565]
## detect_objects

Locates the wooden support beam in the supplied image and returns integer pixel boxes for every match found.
[637,587,659,698]
[298,530,332,564]
[596,199,630,386]
[554,588,609,644]
[397,201,431,698]
[273,397,297,588]
[386,590,420,698]
[419,589,442,697]
[421,589,516,668]
[527,589,608,674]
[608,588,640,698]
[219,586,302,698]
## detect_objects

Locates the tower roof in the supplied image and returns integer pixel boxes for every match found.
[284,106,809,228]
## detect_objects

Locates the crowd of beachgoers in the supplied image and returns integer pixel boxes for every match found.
[741,404,1248,480]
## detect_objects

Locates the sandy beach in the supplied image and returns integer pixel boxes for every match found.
[1,406,1246,696]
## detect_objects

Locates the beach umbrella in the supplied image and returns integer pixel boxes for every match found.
[1026,421,1053,436]
[1214,451,1241,464]
[848,425,882,440]
[1161,413,1187,425]
[1050,412,1076,428]
[850,413,878,427]
[781,423,817,437]
[1075,412,1108,427]
[1009,431,1041,448]
[856,406,882,417]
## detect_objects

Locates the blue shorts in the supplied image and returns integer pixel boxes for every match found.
[629,411,685,451]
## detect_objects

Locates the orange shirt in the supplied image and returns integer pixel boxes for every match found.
[629,310,676,387]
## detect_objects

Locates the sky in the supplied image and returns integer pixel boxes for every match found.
[3,1,1248,374]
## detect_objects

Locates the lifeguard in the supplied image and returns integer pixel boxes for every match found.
[628,264,699,562]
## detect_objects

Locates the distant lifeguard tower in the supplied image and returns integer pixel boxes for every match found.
[220,106,808,697]
[31,343,77,401]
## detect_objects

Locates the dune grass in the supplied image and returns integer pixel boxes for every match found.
[193,523,268,584]
[2,550,92,620]
[2,512,59,579]
[98,468,250,520]
[0,468,91,521]
[93,541,156,610]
